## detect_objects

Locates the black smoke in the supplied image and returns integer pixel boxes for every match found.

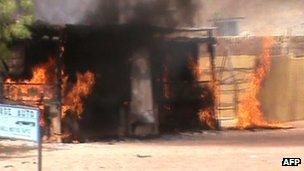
[35,0,199,27]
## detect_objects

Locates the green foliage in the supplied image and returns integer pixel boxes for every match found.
[0,1,17,21]
[20,0,34,12]
[0,0,34,42]
[0,0,34,60]
[0,42,10,59]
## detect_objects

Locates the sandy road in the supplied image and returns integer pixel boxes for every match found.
[0,121,304,171]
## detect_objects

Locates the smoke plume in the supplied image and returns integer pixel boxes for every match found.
[35,0,199,27]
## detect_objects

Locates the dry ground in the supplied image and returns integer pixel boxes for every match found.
[1,121,304,171]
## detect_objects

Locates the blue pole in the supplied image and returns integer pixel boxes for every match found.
[37,111,42,171]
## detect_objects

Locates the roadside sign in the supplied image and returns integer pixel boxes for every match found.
[0,103,41,171]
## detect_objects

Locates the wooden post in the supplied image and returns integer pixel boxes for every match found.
[50,36,63,142]
[0,68,4,101]
[208,30,220,129]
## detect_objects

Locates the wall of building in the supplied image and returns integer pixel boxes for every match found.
[196,0,304,36]
[215,36,304,122]
[261,56,304,121]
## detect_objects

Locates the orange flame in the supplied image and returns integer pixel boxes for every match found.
[62,71,95,118]
[188,56,217,129]
[237,37,278,129]
[4,58,56,103]
[4,57,95,120]
[198,106,217,129]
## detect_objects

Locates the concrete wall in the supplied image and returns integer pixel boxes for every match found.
[261,56,304,121]
[198,0,304,36]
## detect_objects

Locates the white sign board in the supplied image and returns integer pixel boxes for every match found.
[0,104,40,142]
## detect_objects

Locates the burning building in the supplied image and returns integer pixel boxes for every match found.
[0,0,219,142]
[1,0,303,142]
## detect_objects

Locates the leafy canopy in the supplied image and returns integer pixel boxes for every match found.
[0,0,34,59]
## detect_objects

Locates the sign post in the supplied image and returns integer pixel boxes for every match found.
[0,104,41,171]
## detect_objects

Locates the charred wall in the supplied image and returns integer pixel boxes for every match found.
[151,42,207,131]
[63,25,154,137]
[61,25,211,136]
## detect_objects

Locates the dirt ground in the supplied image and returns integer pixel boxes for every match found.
[1,121,304,171]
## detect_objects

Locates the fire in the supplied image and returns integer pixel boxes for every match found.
[236,37,283,129]
[4,58,56,103]
[188,56,218,129]
[4,57,95,120]
[62,71,95,118]
[198,106,217,129]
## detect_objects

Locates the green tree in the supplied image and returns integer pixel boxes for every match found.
[0,0,34,60]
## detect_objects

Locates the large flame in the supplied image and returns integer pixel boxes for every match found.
[4,57,95,120]
[237,37,280,129]
[4,58,56,103]
[62,71,95,118]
